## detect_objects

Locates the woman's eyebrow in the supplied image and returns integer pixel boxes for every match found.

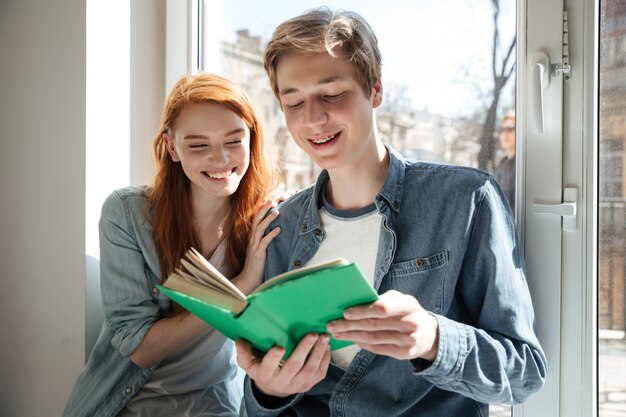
[183,128,244,140]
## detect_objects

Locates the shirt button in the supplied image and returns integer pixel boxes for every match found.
[125,387,133,395]
[294,260,302,268]
[314,229,322,237]
[416,258,426,267]
[301,224,308,233]
[151,287,159,295]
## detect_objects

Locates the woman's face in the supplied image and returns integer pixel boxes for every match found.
[165,101,251,198]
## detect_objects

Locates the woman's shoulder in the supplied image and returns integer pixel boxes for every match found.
[104,185,150,204]
[101,185,151,220]
[109,185,150,200]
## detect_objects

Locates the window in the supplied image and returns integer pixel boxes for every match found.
[598,1,626,415]
[200,0,517,204]
[200,1,516,415]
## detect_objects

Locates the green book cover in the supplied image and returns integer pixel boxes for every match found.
[158,254,379,358]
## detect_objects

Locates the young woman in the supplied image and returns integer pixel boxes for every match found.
[63,73,280,417]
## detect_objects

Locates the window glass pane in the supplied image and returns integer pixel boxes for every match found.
[599,1,626,416]
[202,1,515,415]
[202,1,516,207]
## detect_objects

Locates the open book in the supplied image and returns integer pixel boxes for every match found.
[158,248,379,357]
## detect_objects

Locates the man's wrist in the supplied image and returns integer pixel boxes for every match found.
[410,357,433,371]
[251,380,292,409]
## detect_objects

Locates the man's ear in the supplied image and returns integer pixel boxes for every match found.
[163,133,180,162]
[372,80,383,108]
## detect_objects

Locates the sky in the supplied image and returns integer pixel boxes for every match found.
[213,0,517,117]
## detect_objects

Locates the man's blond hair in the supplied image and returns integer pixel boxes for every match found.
[263,7,382,100]
[501,110,516,125]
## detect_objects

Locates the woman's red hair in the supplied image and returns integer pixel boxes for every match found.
[147,73,275,298]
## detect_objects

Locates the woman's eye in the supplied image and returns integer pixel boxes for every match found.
[226,139,243,146]
[189,143,207,149]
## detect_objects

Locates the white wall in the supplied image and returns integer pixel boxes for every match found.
[0,0,86,415]
[130,0,165,187]
[0,1,166,415]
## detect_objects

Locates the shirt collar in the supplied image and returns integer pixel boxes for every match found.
[376,144,406,213]
[308,143,406,223]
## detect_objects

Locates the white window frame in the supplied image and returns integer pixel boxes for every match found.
[176,1,602,416]
[520,0,598,416]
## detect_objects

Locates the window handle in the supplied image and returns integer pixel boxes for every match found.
[532,188,577,231]
[530,51,551,134]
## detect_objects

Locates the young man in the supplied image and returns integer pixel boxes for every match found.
[236,7,546,416]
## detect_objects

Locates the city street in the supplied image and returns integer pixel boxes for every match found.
[600,339,626,417]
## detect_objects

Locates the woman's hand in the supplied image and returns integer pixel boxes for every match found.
[232,199,281,294]
[272,189,299,205]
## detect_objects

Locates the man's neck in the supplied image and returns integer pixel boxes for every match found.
[324,145,389,210]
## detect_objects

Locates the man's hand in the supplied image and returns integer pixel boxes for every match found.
[236,333,331,398]
[327,290,439,361]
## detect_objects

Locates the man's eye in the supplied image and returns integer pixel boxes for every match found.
[324,92,346,101]
[286,102,303,110]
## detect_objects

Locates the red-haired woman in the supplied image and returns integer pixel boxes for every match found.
[63,73,280,417]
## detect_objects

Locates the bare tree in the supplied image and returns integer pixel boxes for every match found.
[476,0,516,171]
[378,82,413,149]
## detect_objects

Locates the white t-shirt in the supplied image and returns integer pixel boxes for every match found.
[304,196,382,369]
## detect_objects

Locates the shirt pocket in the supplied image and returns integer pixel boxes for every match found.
[388,250,448,314]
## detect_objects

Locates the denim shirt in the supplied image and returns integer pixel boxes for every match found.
[244,146,547,417]
[62,187,243,417]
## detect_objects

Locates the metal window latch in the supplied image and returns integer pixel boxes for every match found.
[552,63,571,77]
[532,188,577,231]
[552,10,572,80]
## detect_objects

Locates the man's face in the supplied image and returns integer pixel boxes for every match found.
[275,51,383,172]
[499,119,516,157]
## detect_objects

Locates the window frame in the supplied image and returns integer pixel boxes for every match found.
[180,1,602,416]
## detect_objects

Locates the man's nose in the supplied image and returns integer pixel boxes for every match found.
[303,100,328,127]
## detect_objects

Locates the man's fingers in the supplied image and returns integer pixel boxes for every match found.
[239,335,329,397]
[235,339,257,372]
[343,290,418,319]
[257,346,287,376]
[328,315,419,333]
[280,334,319,374]
[287,334,331,392]
[298,334,330,374]
[331,328,419,346]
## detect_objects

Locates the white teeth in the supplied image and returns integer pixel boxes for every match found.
[206,169,232,179]
[311,133,336,144]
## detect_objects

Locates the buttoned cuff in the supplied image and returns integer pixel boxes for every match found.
[411,313,467,383]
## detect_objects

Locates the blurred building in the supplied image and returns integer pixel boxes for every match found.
[218,29,483,191]
[220,30,319,191]
[599,1,626,333]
